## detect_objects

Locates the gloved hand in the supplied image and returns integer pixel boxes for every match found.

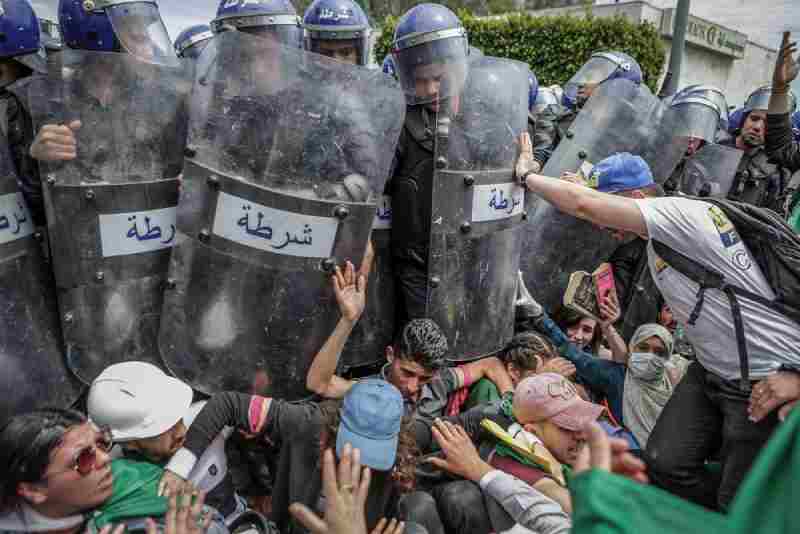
[515,271,544,320]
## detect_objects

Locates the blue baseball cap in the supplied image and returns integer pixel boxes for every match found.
[591,152,654,193]
[337,379,404,471]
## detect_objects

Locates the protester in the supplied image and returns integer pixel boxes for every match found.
[516,140,800,510]
[158,377,439,534]
[530,295,678,449]
[459,331,576,413]
[289,446,405,534]
[424,418,650,534]
[305,261,514,419]
[766,32,800,229]
[87,362,260,525]
[413,373,605,527]
[0,409,219,534]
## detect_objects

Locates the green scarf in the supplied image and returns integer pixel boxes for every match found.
[86,459,168,532]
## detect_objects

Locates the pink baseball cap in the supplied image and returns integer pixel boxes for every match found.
[513,373,604,431]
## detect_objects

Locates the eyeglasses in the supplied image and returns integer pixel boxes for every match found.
[45,429,114,479]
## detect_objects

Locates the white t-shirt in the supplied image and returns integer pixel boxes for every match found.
[636,197,800,381]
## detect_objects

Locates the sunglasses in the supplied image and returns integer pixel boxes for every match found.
[45,429,114,479]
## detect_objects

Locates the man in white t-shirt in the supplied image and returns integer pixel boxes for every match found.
[515,139,800,511]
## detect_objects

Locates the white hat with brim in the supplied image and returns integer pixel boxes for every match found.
[87,361,193,442]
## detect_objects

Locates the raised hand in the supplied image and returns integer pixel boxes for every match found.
[333,261,366,323]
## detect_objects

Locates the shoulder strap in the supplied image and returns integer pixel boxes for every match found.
[651,240,754,391]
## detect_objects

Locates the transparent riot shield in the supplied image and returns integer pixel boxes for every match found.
[520,79,690,311]
[159,31,405,398]
[682,144,743,198]
[31,51,190,384]
[427,57,529,361]
[0,130,82,419]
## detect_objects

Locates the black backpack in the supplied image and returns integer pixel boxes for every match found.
[652,197,800,391]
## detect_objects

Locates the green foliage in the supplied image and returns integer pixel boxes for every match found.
[374,11,666,92]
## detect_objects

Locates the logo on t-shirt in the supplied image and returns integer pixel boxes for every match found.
[732,249,753,272]
[654,254,669,274]
[708,206,740,248]
[208,464,218,477]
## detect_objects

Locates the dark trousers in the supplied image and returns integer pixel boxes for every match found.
[394,260,428,325]
[645,362,779,511]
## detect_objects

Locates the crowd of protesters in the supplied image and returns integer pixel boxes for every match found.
[3,0,800,533]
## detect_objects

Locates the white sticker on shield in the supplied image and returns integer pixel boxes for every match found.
[471,183,524,223]
[0,192,34,245]
[99,206,178,258]
[213,191,339,258]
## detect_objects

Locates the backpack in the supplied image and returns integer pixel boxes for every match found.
[652,197,800,391]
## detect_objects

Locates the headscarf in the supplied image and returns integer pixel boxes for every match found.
[622,324,674,448]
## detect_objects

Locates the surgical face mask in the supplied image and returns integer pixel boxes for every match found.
[628,352,666,381]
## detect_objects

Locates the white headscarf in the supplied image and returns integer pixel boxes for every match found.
[622,324,674,448]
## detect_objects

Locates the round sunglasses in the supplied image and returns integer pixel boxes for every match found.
[44,429,114,478]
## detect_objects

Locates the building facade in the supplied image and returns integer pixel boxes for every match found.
[526,0,776,106]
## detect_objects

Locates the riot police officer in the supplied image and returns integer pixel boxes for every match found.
[174,24,214,61]
[1,0,47,226]
[382,53,396,79]
[388,3,470,322]
[303,0,371,65]
[720,85,795,212]
[0,0,83,421]
[526,71,555,170]
[549,51,643,150]
[211,0,302,46]
[27,0,188,384]
[664,84,728,195]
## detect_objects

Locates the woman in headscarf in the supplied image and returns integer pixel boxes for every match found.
[622,324,678,448]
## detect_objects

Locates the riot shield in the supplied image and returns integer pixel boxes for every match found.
[31,51,189,385]
[427,57,529,362]
[338,195,395,372]
[520,79,690,311]
[681,144,743,198]
[159,31,405,398]
[0,131,82,420]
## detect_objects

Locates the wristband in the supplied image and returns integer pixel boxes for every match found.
[519,169,537,187]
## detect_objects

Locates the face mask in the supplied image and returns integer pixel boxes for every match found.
[628,352,666,381]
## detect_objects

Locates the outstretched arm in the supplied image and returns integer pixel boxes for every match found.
[306,260,367,399]
[767,33,800,172]
[516,133,648,238]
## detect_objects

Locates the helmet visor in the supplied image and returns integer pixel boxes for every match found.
[564,55,619,106]
[241,24,304,49]
[107,3,178,66]
[671,103,720,143]
[393,34,468,106]
[533,88,559,113]
[180,38,211,61]
[567,55,618,87]
[308,36,367,65]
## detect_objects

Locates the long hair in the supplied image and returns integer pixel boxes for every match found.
[319,400,419,494]
[552,305,601,352]
[0,409,88,512]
